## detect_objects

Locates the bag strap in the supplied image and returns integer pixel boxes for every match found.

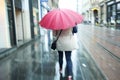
[55,30,62,42]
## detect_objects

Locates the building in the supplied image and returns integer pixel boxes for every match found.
[0,0,40,49]
[91,0,120,29]
[0,0,11,48]
[90,0,100,25]
[99,0,107,27]
[106,0,120,29]
[81,0,91,24]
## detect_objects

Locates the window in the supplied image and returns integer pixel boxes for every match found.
[6,0,16,46]
[117,3,120,10]
[7,0,14,27]
[116,0,120,2]
[32,0,38,8]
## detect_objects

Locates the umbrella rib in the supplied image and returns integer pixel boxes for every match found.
[61,10,75,28]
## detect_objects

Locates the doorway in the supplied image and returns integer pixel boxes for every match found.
[15,9,24,45]
[116,13,120,29]
[7,0,16,46]
[116,3,120,29]
[93,10,98,25]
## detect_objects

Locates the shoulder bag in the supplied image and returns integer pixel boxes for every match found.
[51,30,62,50]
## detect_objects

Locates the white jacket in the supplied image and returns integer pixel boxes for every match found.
[53,28,78,51]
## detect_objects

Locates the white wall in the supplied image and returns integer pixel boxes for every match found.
[0,0,11,48]
[22,0,31,40]
[81,0,91,22]
[16,10,23,41]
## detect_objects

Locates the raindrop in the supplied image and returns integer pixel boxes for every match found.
[82,63,87,67]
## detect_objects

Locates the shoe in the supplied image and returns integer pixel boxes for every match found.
[68,76,72,80]
[68,77,72,80]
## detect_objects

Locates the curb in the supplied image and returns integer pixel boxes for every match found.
[0,47,17,60]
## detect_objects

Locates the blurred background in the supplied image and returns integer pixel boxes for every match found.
[0,0,120,80]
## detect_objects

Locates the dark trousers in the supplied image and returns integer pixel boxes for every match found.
[58,51,72,76]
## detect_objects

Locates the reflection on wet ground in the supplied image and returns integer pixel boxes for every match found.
[0,29,106,80]
[0,40,56,80]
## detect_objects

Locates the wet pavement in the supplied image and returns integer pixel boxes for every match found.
[78,24,120,80]
[0,24,119,80]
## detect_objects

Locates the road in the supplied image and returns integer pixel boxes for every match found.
[78,24,120,80]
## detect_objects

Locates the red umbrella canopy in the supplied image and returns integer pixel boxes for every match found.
[39,8,83,30]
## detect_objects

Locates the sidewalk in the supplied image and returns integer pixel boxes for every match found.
[0,37,39,60]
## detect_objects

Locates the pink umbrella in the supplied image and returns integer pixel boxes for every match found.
[39,8,83,30]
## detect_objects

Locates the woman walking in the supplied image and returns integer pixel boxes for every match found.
[53,26,78,80]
